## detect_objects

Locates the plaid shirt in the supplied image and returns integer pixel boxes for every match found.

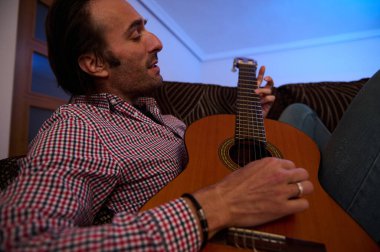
[0,93,201,251]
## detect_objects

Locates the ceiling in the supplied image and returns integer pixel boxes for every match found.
[138,0,380,61]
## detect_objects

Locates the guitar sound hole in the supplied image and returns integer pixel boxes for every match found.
[229,139,271,167]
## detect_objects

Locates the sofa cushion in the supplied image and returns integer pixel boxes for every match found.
[153,81,237,126]
[267,78,369,132]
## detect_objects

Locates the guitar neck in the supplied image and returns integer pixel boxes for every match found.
[234,59,266,143]
[212,227,326,252]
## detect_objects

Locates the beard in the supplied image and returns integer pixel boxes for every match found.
[106,53,164,101]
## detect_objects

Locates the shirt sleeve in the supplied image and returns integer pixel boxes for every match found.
[0,112,201,251]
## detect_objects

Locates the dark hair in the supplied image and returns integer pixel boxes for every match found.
[46,0,109,95]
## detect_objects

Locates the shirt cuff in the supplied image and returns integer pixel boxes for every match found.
[140,198,202,251]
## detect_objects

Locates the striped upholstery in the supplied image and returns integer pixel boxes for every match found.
[0,156,23,190]
[268,78,369,132]
[153,78,369,132]
[152,81,237,126]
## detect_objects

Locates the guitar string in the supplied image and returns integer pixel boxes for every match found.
[236,67,241,168]
[253,66,262,161]
[238,65,253,166]
[239,65,246,167]
[250,65,259,161]
[253,66,264,160]
[232,228,258,251]
[242,67,250,166]
[242,65,260,162]
[240,66,255,166]
[237,61,266,167]
[251,65,264,160]
[250,64,265,160]
[247,66,256,163]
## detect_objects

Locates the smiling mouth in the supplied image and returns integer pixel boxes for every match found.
[148,61,160,76]
[148,60,158,69]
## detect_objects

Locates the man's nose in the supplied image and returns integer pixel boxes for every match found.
[147,31,163,53]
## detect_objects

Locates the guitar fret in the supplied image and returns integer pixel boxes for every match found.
[236,110,262,114]
[238,83,257,87]
[236,129,265,134]
[237,119,263,123]
[236,113,262,117]
[237,116,263,120]
[236,136,267,141]
[235,131,266,136]
[236,108,261,111]
[237,93,260,98]
[236,98,260,102]
[236,116,265,121]
[238,78,257,82]
[236,103,260,107]
[236,131,265,137]
[236,102,261,106]
[236,101,261,105]
[236,128,264,133]
[236,122,264,127]
[238,88,258,91]
[236,103,262,108]
[236,116,263,119]
[235,132,266,137]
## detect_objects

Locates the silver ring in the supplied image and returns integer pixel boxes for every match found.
[296,182,304,197]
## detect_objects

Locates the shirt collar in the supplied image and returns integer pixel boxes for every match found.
[71,93,163,122]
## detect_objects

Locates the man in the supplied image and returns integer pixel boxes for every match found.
[0,0,313,250]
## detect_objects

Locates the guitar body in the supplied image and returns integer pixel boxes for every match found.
[142,115,379,251]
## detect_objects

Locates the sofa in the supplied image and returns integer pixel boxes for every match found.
[0,77,369,224]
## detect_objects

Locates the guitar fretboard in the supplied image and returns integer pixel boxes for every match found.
[234,59,266,143]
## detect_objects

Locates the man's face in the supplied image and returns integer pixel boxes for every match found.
[89,0,163,103]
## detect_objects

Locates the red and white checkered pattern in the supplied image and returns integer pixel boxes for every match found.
[0,93,200,251]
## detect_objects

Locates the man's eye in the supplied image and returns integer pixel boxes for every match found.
[131,32,142,41]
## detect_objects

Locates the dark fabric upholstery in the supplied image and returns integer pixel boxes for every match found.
[154,78,368,132]
[267,78,369,132]
[0,155,23,190]
[152,81,236,126]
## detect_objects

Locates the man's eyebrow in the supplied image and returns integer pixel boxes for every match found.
[125,18,147,35]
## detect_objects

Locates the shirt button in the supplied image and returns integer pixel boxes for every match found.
[110,99,117,105]
[134,112,139,117]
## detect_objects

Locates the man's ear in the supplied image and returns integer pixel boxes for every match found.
[78,53,109,78]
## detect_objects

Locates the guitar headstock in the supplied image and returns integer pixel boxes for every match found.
[232,57,257,72]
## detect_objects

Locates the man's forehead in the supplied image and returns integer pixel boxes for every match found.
[89,0,142,25]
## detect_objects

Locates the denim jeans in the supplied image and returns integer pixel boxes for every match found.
[278,103,331,151]
[278,70,380,243]
[320,70,380,243]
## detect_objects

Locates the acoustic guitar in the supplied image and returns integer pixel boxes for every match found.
[142,58,379,251]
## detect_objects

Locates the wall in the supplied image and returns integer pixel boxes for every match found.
[0,0,19,158]
[200,36,380,87]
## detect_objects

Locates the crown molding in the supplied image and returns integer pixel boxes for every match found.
[138,0,380,62]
